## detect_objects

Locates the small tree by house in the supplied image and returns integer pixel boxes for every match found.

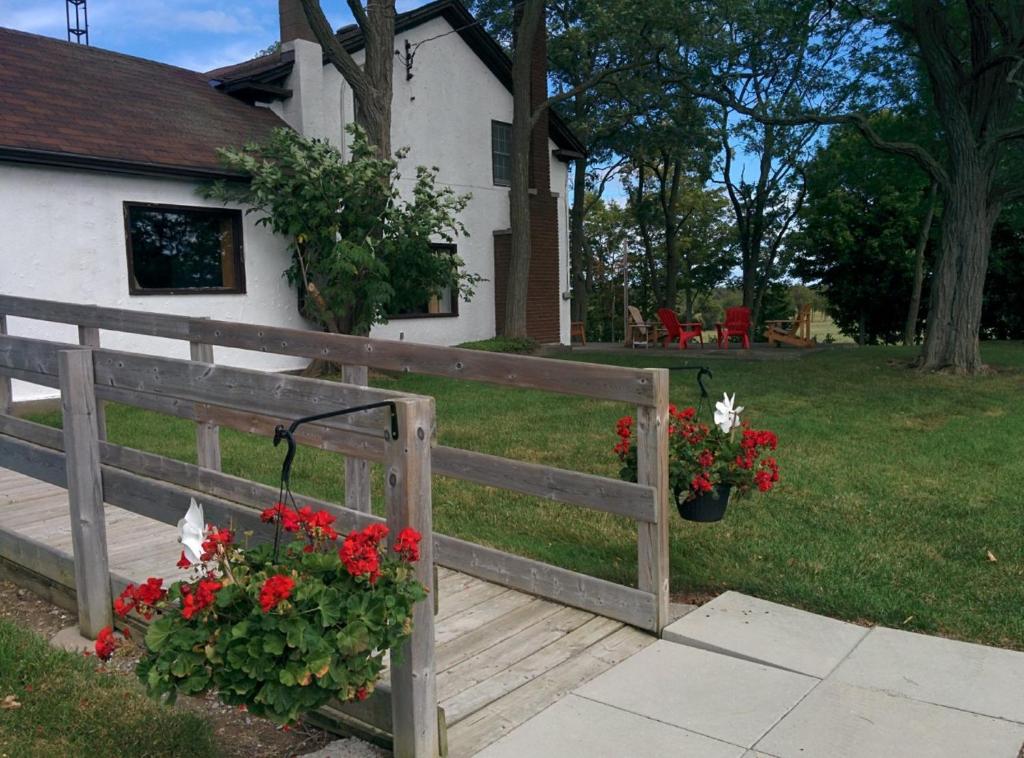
[203,126,479,337]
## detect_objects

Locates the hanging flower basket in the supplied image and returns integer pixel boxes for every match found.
[676,484,732,522]
[614,392,779,523]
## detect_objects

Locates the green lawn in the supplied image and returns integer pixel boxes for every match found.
[26,342,1024,649]
[0,619,217,757]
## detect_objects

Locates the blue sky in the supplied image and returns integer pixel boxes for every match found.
[0,1,420,72]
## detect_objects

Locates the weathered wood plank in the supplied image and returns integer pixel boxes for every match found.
[189,318,656,406]
[433,535,658,630]
[434,446,657,523]
[0,295,191,340]
[0,316,10,415]
[189,340,221,471]
[440,616,622,724]
[433,589,534,646]
[77,326,108,441]
[436,579,508,622]
[445,626,653,757]
[433,599,561,673]
[342,365,372,513]
[59,349,112,638]
[435,606,595,703]
[384,397,439,758]
[636,369,670,633]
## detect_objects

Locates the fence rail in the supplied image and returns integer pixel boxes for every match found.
[0,295,671,632]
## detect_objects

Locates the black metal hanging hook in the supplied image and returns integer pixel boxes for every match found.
[273,401,399,491]
[667,365,713,415]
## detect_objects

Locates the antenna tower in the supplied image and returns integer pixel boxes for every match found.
[66,0,89,45]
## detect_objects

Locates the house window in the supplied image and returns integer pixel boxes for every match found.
[491,120,512,186]
[389,244,460,319]
[124,202,245,295]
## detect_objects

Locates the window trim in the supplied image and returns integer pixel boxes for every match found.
[387,243,461,320]
[123,201,247,296]
[491,120,512,187]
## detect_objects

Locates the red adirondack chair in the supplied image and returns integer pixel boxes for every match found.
[657,308,704,350]
[716,306,751,349]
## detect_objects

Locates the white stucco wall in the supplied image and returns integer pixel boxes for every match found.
[0,164,310,402]
[345,16,574,345]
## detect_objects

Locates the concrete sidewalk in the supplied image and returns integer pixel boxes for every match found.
[476,592,1024,757]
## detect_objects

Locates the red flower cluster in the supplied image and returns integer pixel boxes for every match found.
[259,574,296,612]
[614,416,633,457]
[339,524,389,584]
[94,625,119,661]
[114,577,167,620]
[261,503,339,551]
[754,458,780,492]
[393,528,422,563]
[181,578,222,620]
[691,473,714,493]
[176,551,192,569]
[201,528,234,561]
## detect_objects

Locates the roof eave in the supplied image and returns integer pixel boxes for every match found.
[0,147,249,182]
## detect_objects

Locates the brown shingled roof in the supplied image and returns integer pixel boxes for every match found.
[0,28,287,178]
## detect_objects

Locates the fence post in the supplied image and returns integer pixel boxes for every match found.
[189,335,222,471]
[636,368,670,633]
[343,365,372,512]
[58,348,113,639]
[385,396,438,758]
[0,315,10,416]
[77,325,107,440]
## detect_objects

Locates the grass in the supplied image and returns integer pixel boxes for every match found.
[0,619,217,757]
[25,342,1024,649]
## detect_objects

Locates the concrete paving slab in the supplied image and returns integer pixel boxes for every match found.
[476,694,747,758]
[755,679,1024,758]
[831,626,1024,723]
[662,591,869,678]
[575,640,817,748]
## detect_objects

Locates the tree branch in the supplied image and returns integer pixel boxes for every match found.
[666,73,951,189]
[300,0,370,100]
[531,58,652,127]
[346,0,369,31]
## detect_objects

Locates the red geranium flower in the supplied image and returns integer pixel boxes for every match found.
[259,574,296,613]
[94,626,118,661]
[393,528,422,563]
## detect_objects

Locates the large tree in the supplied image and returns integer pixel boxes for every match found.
[667,0,1024,373]
[299,0,396,156]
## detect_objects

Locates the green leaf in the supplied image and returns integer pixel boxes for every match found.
[263,633,286,656]
[145,615,175,653]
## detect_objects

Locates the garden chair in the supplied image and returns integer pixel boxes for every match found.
[765,303,815,348]
[626,305,653,348]
[657,308,704,350]
[715,307,751,349]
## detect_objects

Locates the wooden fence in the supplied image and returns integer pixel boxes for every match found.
[0,295,671,632]
[0,335,438,757]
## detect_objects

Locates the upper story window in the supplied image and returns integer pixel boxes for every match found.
[491,120,512,186]
[124,202,245,295]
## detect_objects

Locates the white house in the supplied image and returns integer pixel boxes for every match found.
[0,0,584,403]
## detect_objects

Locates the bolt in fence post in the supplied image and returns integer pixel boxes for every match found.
[77,325,107,440]
[58,348,112,639]
[0,315,11,416]
[386,396,438,758]
[637,368,670,633]
[190,336,221,471]
[343,365,372,512]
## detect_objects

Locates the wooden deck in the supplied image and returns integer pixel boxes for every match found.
[0,467,654,756]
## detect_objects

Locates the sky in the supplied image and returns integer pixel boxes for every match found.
[0,1,418,72]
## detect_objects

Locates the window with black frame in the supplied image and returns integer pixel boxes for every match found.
[124,202,245,295]
[491,120,512,186]
[389,243,460,318]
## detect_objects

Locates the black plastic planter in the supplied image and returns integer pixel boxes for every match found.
[677,485,732,522]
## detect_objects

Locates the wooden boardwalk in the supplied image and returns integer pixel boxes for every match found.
[0,467,654,756]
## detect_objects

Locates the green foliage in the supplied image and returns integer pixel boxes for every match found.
[457,337,539,354]
[128,521,426,725]
[0,618,217,757]
[792,115,936,344]
[202,126,479,335]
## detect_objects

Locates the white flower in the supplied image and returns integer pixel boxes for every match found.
[177,498,205,564]
[713,392,744,434]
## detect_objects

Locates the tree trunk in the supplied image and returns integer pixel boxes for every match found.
[903,181,938,346]
[502,0,543,338]
[919,170,995,373]
[569,156,589,324]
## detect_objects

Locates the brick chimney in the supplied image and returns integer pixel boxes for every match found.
[279,0,317,44]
